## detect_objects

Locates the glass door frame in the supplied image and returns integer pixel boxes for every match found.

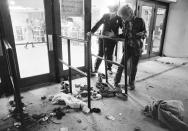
[0,0,58,88]
[151,3,168,57]
[137,0,169,58]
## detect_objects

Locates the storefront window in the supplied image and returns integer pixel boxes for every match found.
[60,0,84,69]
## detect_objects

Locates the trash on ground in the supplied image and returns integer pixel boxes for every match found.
[51,92,90,113]
[60,81,70,94]
[119,113,122,116]
[14,122,22,128]
[134,126,141,131]
[32,113,46,120]
[77,119,82,123]
[41,96,47,100]
[106,115,115,120]
[143,100,188,131]
[53,107,66,120]
[60,127,69,131]
[90,108,101,113]
[82,126,88,130]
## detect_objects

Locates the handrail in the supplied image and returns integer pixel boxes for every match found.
[59,59,87,77]
[91,54,124,68]
[57,35,88,43]
[91,33,125,41]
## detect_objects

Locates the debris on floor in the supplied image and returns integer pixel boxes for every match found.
[60,81,70,94]
[41,96,47,100]
[143,100,188,131]
[90,108,101,113]
[52,107,66,120]
[134,126,141,131]
[51,92,90,113]
[32,113,46,120]
[105,115,115,120]
[77,119,82,123]
[14,122,22,128]
[60,127,69,131]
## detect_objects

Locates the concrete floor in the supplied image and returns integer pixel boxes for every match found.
[1,57,188,131]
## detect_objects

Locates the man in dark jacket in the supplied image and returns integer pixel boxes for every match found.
[88,5,122,74]
[114,5,146,90]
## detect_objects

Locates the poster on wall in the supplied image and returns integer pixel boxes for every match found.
[61,0,83,17]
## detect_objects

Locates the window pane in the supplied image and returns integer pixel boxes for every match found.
[9,0,49,78]
[60,0,85,69]
[152,8,166,53]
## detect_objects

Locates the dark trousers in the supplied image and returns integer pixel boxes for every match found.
[94,38,116,71]
[114,47,140,85]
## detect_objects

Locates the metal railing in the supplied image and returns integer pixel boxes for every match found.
[90,33,128,95]
[57,33,128,109]
[58,34,92,108]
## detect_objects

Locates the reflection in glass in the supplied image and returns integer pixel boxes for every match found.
[141,6,153,55]
[9,0,49,78]
[60,0,84,69]
[152,8,166,53]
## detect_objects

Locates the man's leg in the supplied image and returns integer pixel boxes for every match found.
[94,38,104,72]
[114,53,125,85]
[129,54,140,90]
[106,40,116,72]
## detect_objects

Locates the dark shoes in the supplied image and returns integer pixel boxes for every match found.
[129,83,135,90]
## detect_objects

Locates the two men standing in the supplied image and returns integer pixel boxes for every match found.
[89,4,146,90]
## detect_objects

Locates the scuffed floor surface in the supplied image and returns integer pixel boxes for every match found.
[0,57,188,131]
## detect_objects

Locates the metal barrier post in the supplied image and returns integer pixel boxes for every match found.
[103,39,108,83]
[124,40,128,95]
[87,36,91,109]
[67,39,72,94]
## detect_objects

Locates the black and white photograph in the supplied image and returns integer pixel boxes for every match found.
[0,0,188,131]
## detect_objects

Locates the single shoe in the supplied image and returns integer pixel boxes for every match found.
[129,84,135,90]
[114,83,122,93]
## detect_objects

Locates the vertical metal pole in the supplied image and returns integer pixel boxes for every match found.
[87,36,91,109]
[124,40,128,95]
[67,39,72,94]
[103,39,108,83]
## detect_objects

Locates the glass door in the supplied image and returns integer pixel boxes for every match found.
[138,0,167,58]
[138,1,155,58]
[59,0,85,70]
[5,0,53,87]
[151,5,167,55]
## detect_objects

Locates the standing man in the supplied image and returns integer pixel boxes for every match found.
[88,4,122,74]
[114,5,146,90]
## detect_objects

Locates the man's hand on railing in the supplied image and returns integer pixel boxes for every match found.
[87,32,92,36]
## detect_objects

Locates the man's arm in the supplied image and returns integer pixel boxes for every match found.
[90,14,106,33]
[137,18,147,39]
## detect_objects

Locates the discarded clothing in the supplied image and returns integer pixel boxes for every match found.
[143,100,188,131]
[96,82,116,97]
[51,93,90,113]
[53,107,66,120]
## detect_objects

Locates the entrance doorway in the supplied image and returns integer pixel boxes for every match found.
[138,0,168,58]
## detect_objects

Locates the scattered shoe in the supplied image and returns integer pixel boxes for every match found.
[116,93,128,100]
